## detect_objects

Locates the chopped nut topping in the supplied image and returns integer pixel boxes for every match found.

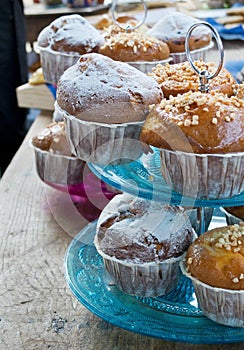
[184,119,191,127]
[212,117,218,125]
[187,257,193,264]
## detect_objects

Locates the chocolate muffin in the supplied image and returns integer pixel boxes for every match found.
[94,193,195,297]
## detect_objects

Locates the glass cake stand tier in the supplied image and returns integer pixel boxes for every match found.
[88,149,244,208]
[64,221,244,344]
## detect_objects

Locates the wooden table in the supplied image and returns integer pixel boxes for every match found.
[1,10,244,349]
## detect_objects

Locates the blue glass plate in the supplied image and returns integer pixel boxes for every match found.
[64,221,244,344]
[88,149,244,208]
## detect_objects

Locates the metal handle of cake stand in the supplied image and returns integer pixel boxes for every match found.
[111,0,148,32]
[185,22,223,234]
[185,22,224,93]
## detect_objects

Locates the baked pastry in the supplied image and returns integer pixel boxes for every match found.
[98,30,170,73]
[94,193,195,297]
[140,90,244,199]
[149,60,236,98]
[95,14,148,33]
[56,52,162,165]
[222,206,244,225]
[181,223,244,327]
[234,82,244,98]
[146,12,212,63]
[37,14,105,84]
[31,121,85,185]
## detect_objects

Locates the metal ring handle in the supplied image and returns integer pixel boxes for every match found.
[111,0,148,32]
[185,22,224,93]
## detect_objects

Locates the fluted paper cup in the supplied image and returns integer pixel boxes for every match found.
[128,57,172,74]
[160,148,244,199]
[38,46,81,85]
[180,260,244,327]
[170,41,214,64]
[30,140,85,185]
[94,231,185,297]
[55,103,144,165]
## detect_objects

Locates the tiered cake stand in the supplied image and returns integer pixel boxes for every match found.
[64,149,244,344]
[64,20,243,344]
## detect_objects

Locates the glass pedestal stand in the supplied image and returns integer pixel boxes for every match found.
[64,150,244,343]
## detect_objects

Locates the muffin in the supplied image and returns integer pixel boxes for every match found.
[37,14,105,84]
[146,12,212,64]
[181,223,244,327]
[98,30,171,73]
[30,121,85,185]
[94,193,195,297]
[149,60,236,98]
[140,90,244,199]
[95,14,149,33]
[234,82,244,99]
[56,52,162,165]
[221,206,244,225]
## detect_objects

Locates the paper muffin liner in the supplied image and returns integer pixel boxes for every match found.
[170,41,214,64]
[180,260,244,327]
[56,103,144,165]
[160,148,244,199]
[37,46,81,85]
[94,231,185,297]
[30,140,85,185]
[220,207,244,225]
[127,57,172,74]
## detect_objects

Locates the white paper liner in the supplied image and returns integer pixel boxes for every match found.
[37,46,81,85]
[30,141,85,185]
[160,148,244,199]
[56,103,144,165]
[127,57,172,74]
[94,231,185,297]
[170,41,214,64]
[220,207,243,226]
[180,260,244,327]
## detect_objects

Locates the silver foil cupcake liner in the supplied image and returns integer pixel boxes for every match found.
[160,148,244,199]
[30,141,85,185]
[180,260,244,327]
[56,104,144,165]
[170,41,214,64]
[38,46,81,85]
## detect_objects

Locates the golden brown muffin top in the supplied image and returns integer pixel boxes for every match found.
[140,90,244,154]
[98,31,170,62]
[149,61,236,98]
[185,223,244,290]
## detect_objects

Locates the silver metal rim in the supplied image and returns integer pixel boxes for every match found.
[111,0,148,32]
[185,22,224,92]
